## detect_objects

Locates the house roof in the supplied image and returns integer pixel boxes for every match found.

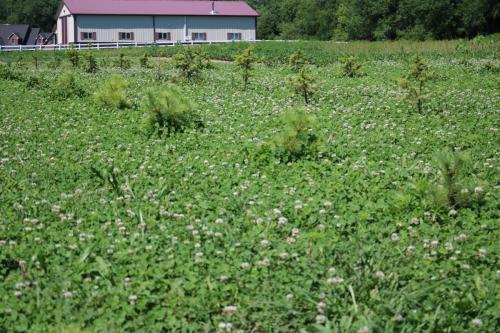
[0,24,30,45]
[26,27,40,45]
[62,0,259,17]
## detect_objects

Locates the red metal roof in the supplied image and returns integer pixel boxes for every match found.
[63,0,259,17]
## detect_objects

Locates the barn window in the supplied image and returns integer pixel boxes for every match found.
[227,33,242,41]
[119,32,134,41]
[156,32,171,41]
[81,32,96,41]
[192,32,207,41]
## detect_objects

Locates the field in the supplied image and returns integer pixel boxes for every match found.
[0,39,499,332]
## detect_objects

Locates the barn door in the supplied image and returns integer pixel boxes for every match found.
[62,16,68,44]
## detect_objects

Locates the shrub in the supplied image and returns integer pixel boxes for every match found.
[399,55,429,113]
[430,150,485,210]
[289,50,307,72]
[66,44,80,68]
[144,87,201,137]
[287,68,317,104]
[117,53,131,70]
[140,53,152,68]
[340,56,363,78]
[270,107,320,162]
[94,75,131,109]
[173,49,211,80]
[84,53,98,73]
[52,72,87,100]
[234,47,257,89]
[0,63,23,81]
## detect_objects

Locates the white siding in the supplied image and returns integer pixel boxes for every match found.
[155,16,185,42]
[60,14,256,44]
[57,4,76,44]
[76,16,155,43]
[187,16,256,41]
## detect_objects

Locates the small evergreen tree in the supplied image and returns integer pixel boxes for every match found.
[289,50,307,72]
[288,68,317,104]
[173,49,211,81]
[140,53,152,68]
[94,75,131,109]
[66,44,80,68]
[271,107,320,162]
[117,53,131,70]
[234,47,257,89]
[85,52,98,73]
[430,150,485,210]
[399,56,429,113]
[144,87,201,137]
[340,56,363,78]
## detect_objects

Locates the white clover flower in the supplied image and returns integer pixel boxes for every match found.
[223,305,237,316]
[375,271,385,280]
[64,291,73,299]
[128,294,137,304]
[215,218,224,225]
[287,237,296,244]
[358,326,369,333]
[474,186,483,194]
[448,209,458,216]
[240,262,250,270]
[279,252,289,259]
[258,258,271,267]
[14,291,22,297]
[277,216,288,226]
[478,248,487,257]
[286,294,293,300]
[391,233,400,241]
[324,201,332,209]
[260,239,270,247]
[292,228,300,237]
[471,318,482,327]
[316,301,327,313]
[315,314,327,324]
[326,277,344,286]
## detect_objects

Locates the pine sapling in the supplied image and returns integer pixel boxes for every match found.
[289,50,307,72]
[399,56,429,113]
[288,68,317,104]
[340,56,363,78]
[234,47,257,90]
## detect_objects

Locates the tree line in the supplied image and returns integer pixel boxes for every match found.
[248,0,499,40]
[0,0,498,40]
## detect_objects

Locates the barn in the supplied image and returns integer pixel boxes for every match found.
[56,0,259,45]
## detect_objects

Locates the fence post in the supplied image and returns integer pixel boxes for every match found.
[97,43,100,50]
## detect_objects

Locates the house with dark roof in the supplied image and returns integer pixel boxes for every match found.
[56,0,259,44]
[0,24,38,46]
[0,24,55,46]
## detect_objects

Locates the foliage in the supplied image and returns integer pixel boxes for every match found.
[66,45,80,68]
[144,87,201,137]
[84,53,98,74]
[51,72,87,100]
[94,75,131,109]
[430,150,485,210]
[399,56,429,112]
[139,53,152,69]
[116,53,131,70]
[270,107,320,162]
[172,48,212,81]
[0,62,23,81]
[0,40,498,333]
[234,47,257,89]
[289,50,308,72]
[340,56,363,78]
[288,68,317,104]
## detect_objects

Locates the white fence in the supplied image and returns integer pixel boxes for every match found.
[0,40,258,52]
